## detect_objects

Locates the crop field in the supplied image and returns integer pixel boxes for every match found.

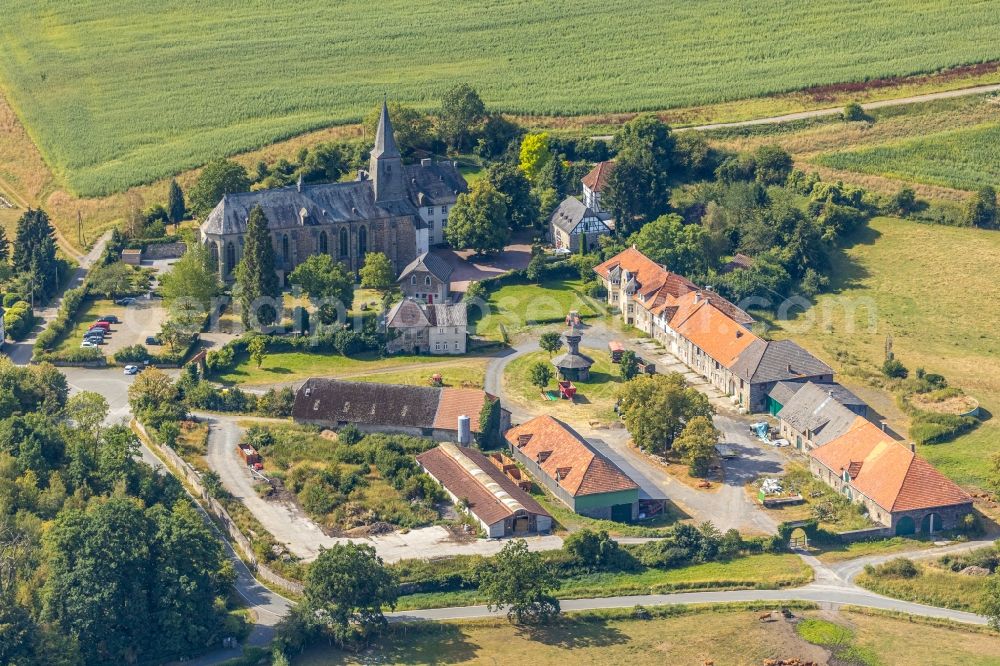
[3,1,1000,195]
[814,122,1000,191]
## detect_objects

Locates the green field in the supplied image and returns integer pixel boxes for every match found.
[815,122,1000,191]
[4,1,1000,195]
[472,279,601,341]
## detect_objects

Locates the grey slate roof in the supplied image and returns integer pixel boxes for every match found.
[732,339,833,385]
[549,196,612,235]
[293,378,442,428]
[372,100,400,159]
[397,252,454,283]
[774,381,864,445]
[552,350,595,370]
[386,299,467,329]
[201,162,466,236]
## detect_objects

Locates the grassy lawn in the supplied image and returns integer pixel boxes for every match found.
[502,347,622,423]
[767,217,1000,491]
[815,536,938,565]
[472,278,602,341]
[216,350,491,387]
[856,562,987,613]
[395,553,812,610]
[294,604,1000,665]
[52,298,126,356]
[814,121,1000,191]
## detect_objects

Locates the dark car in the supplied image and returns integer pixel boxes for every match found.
[115,297,137,306]
[97,315,120,324]
[85,328,107,338]
[145,336,161,346]
[84,335,104,345]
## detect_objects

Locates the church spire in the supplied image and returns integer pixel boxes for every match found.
[371,97,400,160]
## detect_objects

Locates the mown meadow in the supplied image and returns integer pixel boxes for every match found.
[4,0,1000,195]
[815,122,1000,191]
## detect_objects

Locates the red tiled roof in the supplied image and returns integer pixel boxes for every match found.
[433,388,494,433]
[810,418,972,513]
[669,294,760,369]
[505,415,638,497]
[593,247,665,286]
[581,161,615,192]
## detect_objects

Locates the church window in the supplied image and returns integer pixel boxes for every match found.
[339,228,348,256]
[425,276,431,286]
[282,235,290,264]
[208,243,219,272]
[411,276,416,285]
[319,231,328,254]
[224,242,236,276]
[358,226,368,257]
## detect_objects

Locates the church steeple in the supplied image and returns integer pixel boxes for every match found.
[370,98,404,202]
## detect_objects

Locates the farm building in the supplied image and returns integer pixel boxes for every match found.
[505,415,640,521]
[385,299,467,355]
[809,418,973,535]
[594,247,833,412]
[770,381,872,450]
[292,378,509,440]
[417,443,552,538]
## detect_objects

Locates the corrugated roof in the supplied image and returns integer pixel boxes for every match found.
[505,415,638,497]
[810,419,972,513]
[417,444,550,526]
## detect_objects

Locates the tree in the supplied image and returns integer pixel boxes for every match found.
[358,252,394,293]
[619,350,639,381]
[890,186,917,216]
[674,416,718,477]
[964,186,997,229]
[843,102,867,122]
[538,331,562,357]
[526,252,546,283]
[288,254,354,325]
[188,159,250,217]
[88,261,135,299]
[629,214,711,277]
[563,529,631,571]
[12,208,60,302]
[303,543,398,647]
[445,180,510,255]
[160,243,222,315]
[235,205,281,329]
[529,361,553,390]
[518,133,553,183]
[983,569,1000,630]
[0,226,9,264]
[752,145,794,186]
[603,148,669,236]
[66,391,109,437]
[247,336,268,369]
[477,539,560,625]
[438,84,487,151]
[167,179,186,227]
[617,373,714,454]
[486,162,539,229]
[128,367,184,427]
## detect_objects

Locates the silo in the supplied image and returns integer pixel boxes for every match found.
[457,414,471,445]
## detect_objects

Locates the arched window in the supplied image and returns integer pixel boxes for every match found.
[224,242,236,276]
[358,226,367,258]
[282,235,290,264]
[410,276,416,285]
[208,242,219,272]
[339,228,348,257]
[318,231,328,254]
[425,275,432,286]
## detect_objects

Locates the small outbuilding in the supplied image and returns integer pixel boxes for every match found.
[551,326,594,381]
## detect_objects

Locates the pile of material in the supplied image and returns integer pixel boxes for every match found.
[760,478,783,495]
[763,660,819,666]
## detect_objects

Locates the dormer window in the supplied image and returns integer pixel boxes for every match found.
[537,451,552,463]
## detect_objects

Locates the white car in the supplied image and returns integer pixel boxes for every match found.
[123,365,140,375]
[80,340,98,348]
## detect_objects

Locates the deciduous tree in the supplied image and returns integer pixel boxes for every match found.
[538,331,562,357]
[529,361,553,390]
[445,180,510,255]
[247,336,268,369]
[629,214,711,277]
[289,254,354,325]
[358,252,394,293]
[438,84,487,152]
[619,349,639,381]
[477,539,560,624]
[617,373,714,454]
[518,133,552,183]
[486,162,539,229]
[188,159,250,217]
[160,243,222,314]
[674,415,719,477]
[88,262,135,299]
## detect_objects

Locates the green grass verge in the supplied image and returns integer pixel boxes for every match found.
[814,122,1000,191]
[472,278,601,341]
[855,563,987,613]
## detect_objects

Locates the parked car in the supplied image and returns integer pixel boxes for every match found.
[85,327,107,337]
[115,297,137,306]
[91,321,112,330]
[97,315,120,324]
[123,365,140,375]
[84,335,104,345]
[80,340,98,349]
[145,336,161,346]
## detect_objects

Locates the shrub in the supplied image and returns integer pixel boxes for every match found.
[843,102,867,122]
[881,358,908,379]
[3,292,24,307]
[463,281,488,303]
[3,301,35,340]
[909,412,978,445]
[867,557,919,579]
[114,344,152,363]
[337,424,362,446]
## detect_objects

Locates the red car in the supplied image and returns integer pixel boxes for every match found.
[90,321,111,330]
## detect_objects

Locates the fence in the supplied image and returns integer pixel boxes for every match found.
[132,420,304,595]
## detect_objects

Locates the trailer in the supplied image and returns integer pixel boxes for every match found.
[608,340,625,362]
[237,444,263,470]
[557,380,577,400]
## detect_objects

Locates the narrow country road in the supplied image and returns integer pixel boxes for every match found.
[593,81,1000,138]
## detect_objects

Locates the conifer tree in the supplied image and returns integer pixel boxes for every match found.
[235,205,281,328]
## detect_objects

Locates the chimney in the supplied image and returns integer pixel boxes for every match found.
[910,442,916,453]
[357,169,368,181]
[296,173,303,193]
[421,158,432,166]
[693,292,700,303]
[787,363,793,373]
[881,422,887,432]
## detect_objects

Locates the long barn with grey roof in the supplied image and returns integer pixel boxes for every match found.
[200,100,467,283]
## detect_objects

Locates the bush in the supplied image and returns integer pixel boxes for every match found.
[843,102,867,122]
[463,281,488,303]
[205,343,237,374]
[909,412,978,445]
[865,557,919,579]
[114,344,153,363]
[337,424,362,446]
[3,301,35,340]
[33,286,89,354]
[881,358,908,379]
[3,292,24,307]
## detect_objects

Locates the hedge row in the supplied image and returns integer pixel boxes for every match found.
[33,286,89,355]
[3,301,35,341]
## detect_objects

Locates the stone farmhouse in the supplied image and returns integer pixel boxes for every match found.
[809,418,973,535]
[505,415,641,521]
[549,161,615,253]
[385,299,467,355]
[770,381,872,451]
[292,378,509,440]
[200,101,467,283]
[397,252,453,304]
[595,247,831,412]
[417,443,552,538]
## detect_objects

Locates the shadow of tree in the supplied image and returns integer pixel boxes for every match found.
[517,616,629,649]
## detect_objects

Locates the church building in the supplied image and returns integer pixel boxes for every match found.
[200,101,467,283]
